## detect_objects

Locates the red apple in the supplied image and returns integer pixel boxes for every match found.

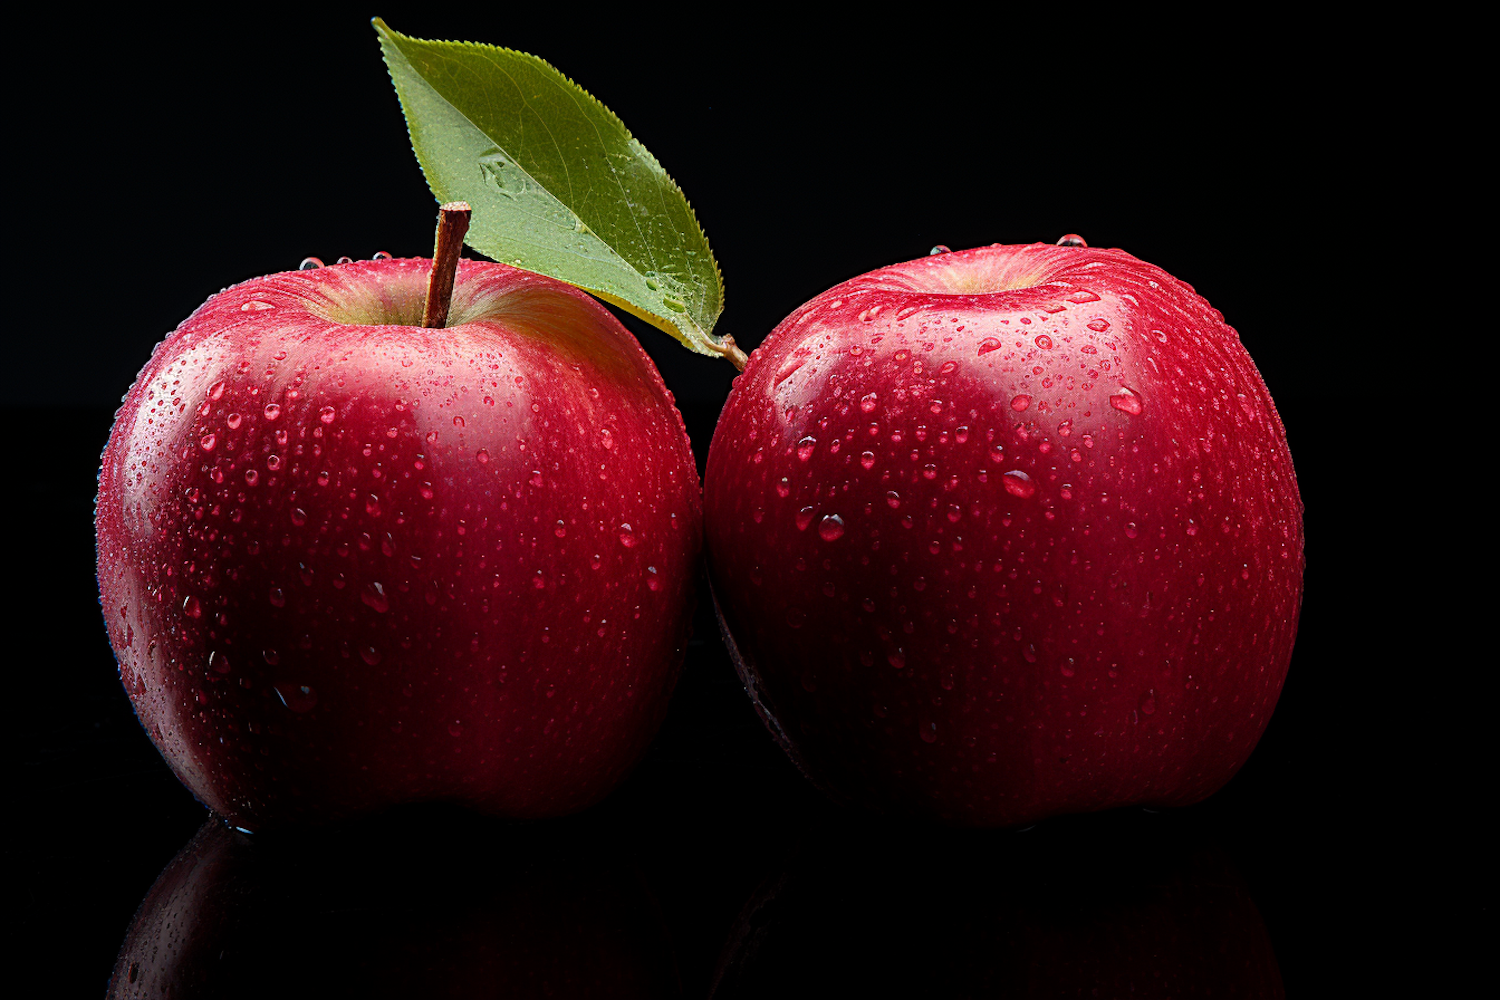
[704,240,1303,827]
[95,256,701,830]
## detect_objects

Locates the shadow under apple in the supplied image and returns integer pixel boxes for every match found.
[107,806,681,998]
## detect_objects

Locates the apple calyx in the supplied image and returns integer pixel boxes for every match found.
[422,201,471,329]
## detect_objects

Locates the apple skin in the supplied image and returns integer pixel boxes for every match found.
[96,258,701,830]
[704,242,1303,827]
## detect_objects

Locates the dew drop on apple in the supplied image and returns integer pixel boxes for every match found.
[1139,690,1157,715]
[268,586,285,607]
[919,715,938,743]
[360,645,382,666]
[373,251,393,260]
[1034,335,1053,349]
[319,406,337,424]
[298,257,323,270]
[1125,522,1139,539]
[618,523,638,547]
[860,451,876,469]
[797,436,817,461]
[290,508,307,526]
[199,433,216,451]
[274,683,318,713]
[209,650,231,674]
[361,581,389,613]
[183,595,202,618]
[1002,470,1036,498]
[263,403,281,421]
[818,514,845,541]
[886,490,901,509]
[476,449,489,464]
[1110,388,1143,416]
[860,392,879,413]
[978,337,1002,356]
[776,478,791,498]
[796,507,816,531]
[928,245,951,255]
[448,720,463,737]
[1087,318,1111,333]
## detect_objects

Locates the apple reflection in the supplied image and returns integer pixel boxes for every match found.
[711,811,1284,998]
[108,809,681,998]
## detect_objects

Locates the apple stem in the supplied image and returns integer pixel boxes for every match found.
[422,202,472,329]
[711,334,748,371]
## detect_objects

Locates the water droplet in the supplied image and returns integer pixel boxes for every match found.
[929,244,951,255]
[199,433,217,451]
[275,683,318,713]
[1087,318,1111,333]
[1002,470,1036,498]
[776,478,791,498]
[860,392,879,413]
[1125,522,1139,539]
[448,720,464,737]
[266,454,282,471]
[476,449,489,464]
[797,436,817,461]
[978,337,1002,356]
[209,650,231,674]
[361,581,390,612]
[1056,234,1088,247]
[365,495,382,516]
[240,299,275,312]
[1110,388,1143,416]
[263,402,281,420]
[269,586,285,607]
[360,645,382,665]
[886,491,901,508]
[887,649,906,669]
[919,717,938,743]
[860,451,876,469]
[290,508,307,526]
[796,507,816,531]
[1139,690,1157,715]
[818,514,846,541]
[244,469,259,486]
[319,405,336,424]
[618,524,638,547]
[1034,334,1053,349]
[373,251,393,260]
[299,256,324,270]
[785,607,807,628]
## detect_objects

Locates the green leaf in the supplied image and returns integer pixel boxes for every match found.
[374,19,735,362]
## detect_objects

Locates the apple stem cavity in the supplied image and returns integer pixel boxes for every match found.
[422,201,472,329]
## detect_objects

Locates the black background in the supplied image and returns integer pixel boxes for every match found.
[8,8,1469,996]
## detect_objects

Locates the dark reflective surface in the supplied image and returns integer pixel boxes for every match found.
[108,811,681,998]
[712,812,1281,998]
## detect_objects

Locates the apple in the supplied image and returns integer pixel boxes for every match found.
[108,815,682,998]
[95,250,702,831]
[704,238,1303,827]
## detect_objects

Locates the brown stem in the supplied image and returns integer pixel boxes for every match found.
[712,334,748,371]
[422,202,472,329]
